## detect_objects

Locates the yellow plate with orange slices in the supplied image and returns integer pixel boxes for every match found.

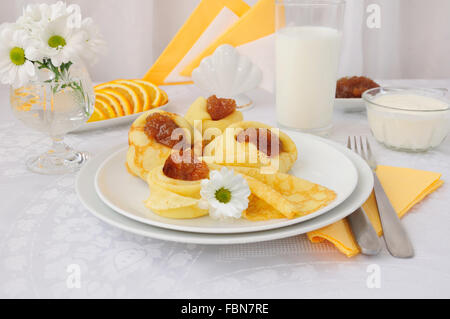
[74,79,170,133]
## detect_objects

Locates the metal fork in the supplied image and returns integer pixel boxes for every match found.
[346,139,382,256]
[350,136,414,258]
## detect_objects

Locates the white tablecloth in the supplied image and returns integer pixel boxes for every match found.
[1,80,449,299]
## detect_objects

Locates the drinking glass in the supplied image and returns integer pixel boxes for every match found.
[275,0,345,136]
[10,61,94,174]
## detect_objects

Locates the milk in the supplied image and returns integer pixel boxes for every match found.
[276,26,342,132]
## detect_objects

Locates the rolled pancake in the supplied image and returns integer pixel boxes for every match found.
[144,163,336,221]
[144,165,208,219]
[203,121,298,173]
[127,110,193,180]
[226,165,337,221]
[185,97,243,144]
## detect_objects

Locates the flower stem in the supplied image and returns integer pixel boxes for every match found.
[35,59,90,116]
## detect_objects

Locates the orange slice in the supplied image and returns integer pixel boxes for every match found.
[133,79,162,108]
[88,105,109,122]
[159,88,168,106]
[95,82,141,113]
[96,91,125,117]
[96,88,133,115]
[115,79,150,112]
[95,99,116,118]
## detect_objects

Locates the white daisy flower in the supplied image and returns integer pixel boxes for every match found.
[18,1,81,27]
[37,14,85,67]
[1,2,104,86]
[199,167,251,220]
[72,17,106,66]
[50,2,82,29]
[16,3,52,33]
[16,2,80,38]
[0,25,37,88]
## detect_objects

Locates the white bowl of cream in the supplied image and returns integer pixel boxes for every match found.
[363,87,450,152]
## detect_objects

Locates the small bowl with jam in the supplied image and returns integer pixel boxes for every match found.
[335,76,380,112]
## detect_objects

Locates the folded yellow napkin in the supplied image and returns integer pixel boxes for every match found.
[144,0,274,85]
[307,166,444,257]
[143,0,250,85]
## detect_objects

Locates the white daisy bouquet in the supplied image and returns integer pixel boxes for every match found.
[0,1,105,89]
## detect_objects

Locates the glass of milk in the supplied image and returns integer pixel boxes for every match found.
[275,0,345,136]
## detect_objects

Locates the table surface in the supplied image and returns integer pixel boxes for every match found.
[0,79,449,299]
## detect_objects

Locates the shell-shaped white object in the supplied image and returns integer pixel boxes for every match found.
[192,44,262,106]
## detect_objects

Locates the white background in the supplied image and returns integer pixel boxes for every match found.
[1,0,449,81]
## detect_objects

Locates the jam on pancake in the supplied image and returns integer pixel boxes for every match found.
[236,128,281,157]
[206,95,236,121]
[144,113,184,148]
[163,148,210,181]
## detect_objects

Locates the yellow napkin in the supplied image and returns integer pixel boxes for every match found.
[307,166,444,257]
[144,0,274,85]
[144,0,250,85]
[180,0,275,77]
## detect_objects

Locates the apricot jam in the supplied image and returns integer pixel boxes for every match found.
[207,95,236,120]
[236,128,281,157]
[144,113,183,148]
[336,76,380,98]
[163,149,210,181]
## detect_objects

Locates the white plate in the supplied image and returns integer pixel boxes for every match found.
[76,139,373,245]
[73,103,170,133]
[95,132,358,234]
[335,98,365,112]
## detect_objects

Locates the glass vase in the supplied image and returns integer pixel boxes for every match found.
[10,61,94,174]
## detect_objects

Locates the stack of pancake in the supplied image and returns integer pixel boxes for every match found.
[126,95,336,221]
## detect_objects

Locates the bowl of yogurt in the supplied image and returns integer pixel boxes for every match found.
[363,87,450,152]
